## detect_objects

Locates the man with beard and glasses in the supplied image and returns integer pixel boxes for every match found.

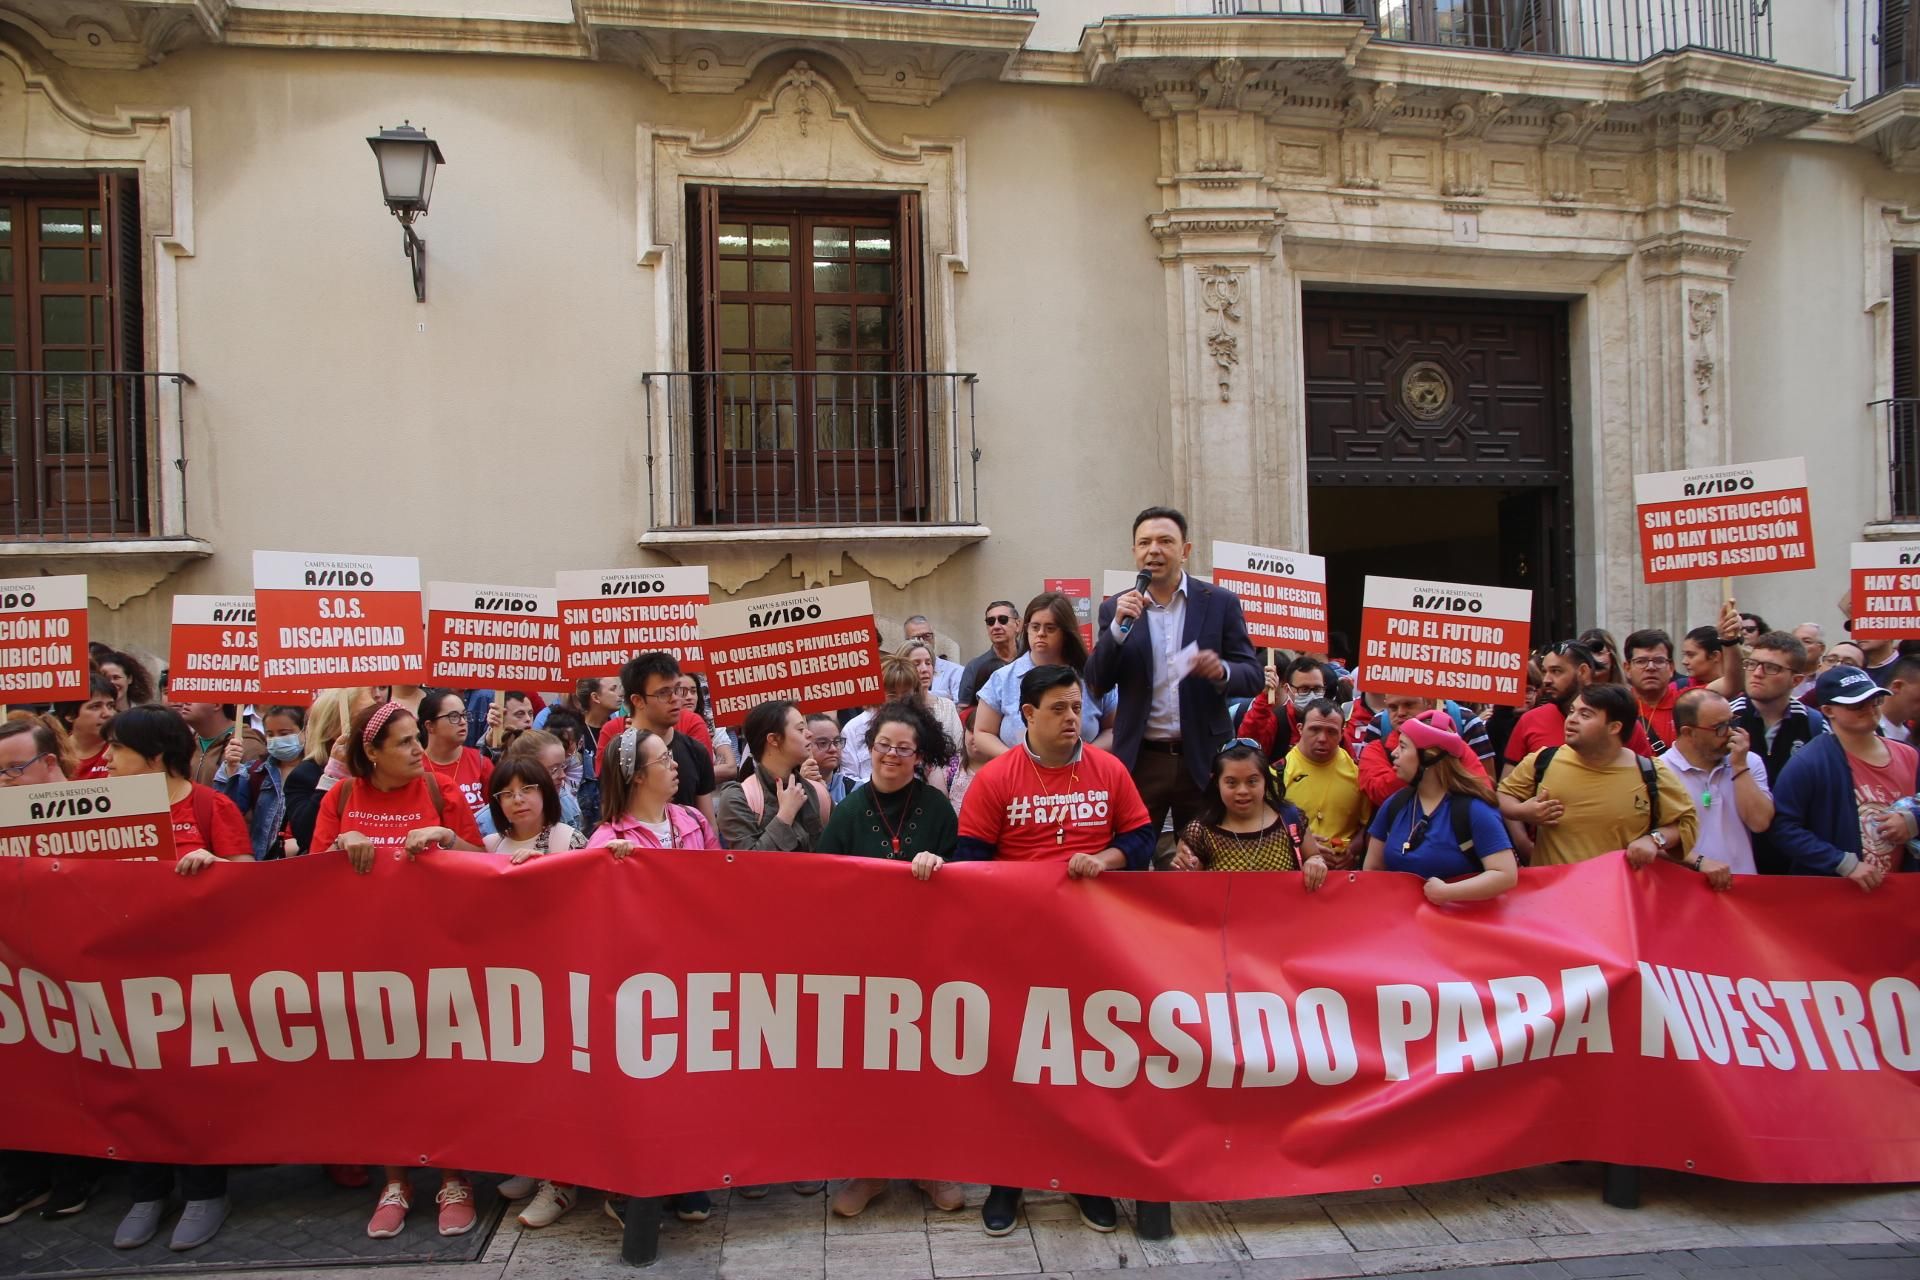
[1502,641,1654,780]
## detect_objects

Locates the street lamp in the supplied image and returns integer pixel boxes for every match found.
[366,122,444,303]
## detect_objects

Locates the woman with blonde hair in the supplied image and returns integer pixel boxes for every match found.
[1360,709,1518,904]
[283,687,376,855]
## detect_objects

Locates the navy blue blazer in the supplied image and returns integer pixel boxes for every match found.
[1087,576,1263,788]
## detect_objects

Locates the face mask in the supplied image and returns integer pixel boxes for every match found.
[1290,691,1319,711]
[266,734,303,762]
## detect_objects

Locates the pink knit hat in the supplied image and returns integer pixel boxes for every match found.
[1399,709,1472,764]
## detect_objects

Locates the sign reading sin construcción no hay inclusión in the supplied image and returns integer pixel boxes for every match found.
[1634,457,1815,584]
[1360,576,1533,707]
[426,583,563,690]
[1211,541,1329,653]
[0,774,175,863]
[556,567,710,681]
[0,574,87,698]
[1849,542,1920,640]
[699,582,882,728]
[252,552,426,693]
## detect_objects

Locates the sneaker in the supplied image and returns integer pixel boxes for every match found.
[168,1196,229,1251]
[366,1182,410,1239]
[916,1180,965,1212]
[41,1170,92,1220]
[325,1164,370,1189]
[830,1179,888,1218]
[436,1178,476,1237]
[1073,1194,1118,1233]
[982,1186,1021,1237]
[517,1181,576,1229]
[735,1184,768,1199]
[0,1183,50,1225]
[675,1191,712,1222]
[602,1195,626,1229]
[114,1199,168,1249]
[497,1175,537,1201]
[791,1181,825,1195]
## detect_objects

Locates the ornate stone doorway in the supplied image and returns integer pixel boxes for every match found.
[1301,290,1575,648]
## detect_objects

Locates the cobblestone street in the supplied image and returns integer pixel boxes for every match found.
[5,1164,1918,1280]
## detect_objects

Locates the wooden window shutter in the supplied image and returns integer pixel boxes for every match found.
[1894,251,1917,400]
[893,190,926,515]
[687,185,721,520]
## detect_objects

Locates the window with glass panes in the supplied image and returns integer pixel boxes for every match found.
[0,176,146,538]
[688,187,926,526]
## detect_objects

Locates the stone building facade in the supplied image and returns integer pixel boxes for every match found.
[4,0,1915,660]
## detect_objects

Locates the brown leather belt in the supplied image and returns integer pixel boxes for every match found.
[1141,739,1184,755]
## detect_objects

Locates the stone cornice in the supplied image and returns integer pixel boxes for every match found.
[1795,86,1920,172]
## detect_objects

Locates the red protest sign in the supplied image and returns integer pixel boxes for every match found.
[253,552,425,693]
[168,595,278,704]
[1634,457,1814,584]
[426,583,562,690]
[1043,577,1093,648]
[1211,541,1329,652]
[0,574,87,699]
[0,773,174,862]
[699,582,881,728]
[1849,542,1920,641]
[1360,576,1532,707]
[556,567,709,680]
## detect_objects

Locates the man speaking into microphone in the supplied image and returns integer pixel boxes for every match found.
[1089,506,1262,862]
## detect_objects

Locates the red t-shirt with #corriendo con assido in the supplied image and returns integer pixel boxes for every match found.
[958,742,1151,862]
[309,774,485,853]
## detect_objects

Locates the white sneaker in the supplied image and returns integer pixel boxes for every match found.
[517,1181,576,1229]
[497,1176,537,1200]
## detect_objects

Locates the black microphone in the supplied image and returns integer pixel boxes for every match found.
[1118,569,1153,639]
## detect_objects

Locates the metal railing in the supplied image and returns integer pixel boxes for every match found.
[0,371,190,541]
[833,0,1033,8]
[1876,398,1920,520]
[1843,0,1919,107]
[643,370,980,529]
[1213,0,1773,63]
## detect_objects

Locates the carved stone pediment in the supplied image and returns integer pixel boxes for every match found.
[0,0,214,69]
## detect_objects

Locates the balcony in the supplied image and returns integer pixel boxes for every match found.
[642,370,981,531]
[1844,0,1920,106]
[1876,398,1920,522]
[1211,0,1774,63]
[0,371,192,542]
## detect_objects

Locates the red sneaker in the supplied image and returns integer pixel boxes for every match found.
[436,1178,476,1237]
[366,1183,410,1239]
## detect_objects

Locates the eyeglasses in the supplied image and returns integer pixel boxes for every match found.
[1740,623,1761,634]
[1216,736,1263,758]
[984,614,1015,626]
[1689,719,1734,736]
[812,736,846,749]
[1627,656,1672,670]
[0,754,51,779]
[1742,658,1792,677]
[637,687,679,704]
[1818,652,1857,668]
[425,710,468,724]
[872,741,919,759]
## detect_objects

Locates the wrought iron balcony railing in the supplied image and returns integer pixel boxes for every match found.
[1212,0,1773,64]
[642,370,980,530]
[1844,0,1920,106]
[0,371,191,541]
[1875,398,1920,521]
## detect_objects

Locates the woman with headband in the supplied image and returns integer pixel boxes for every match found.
[584,724,719,856]
[306,700,486,1241]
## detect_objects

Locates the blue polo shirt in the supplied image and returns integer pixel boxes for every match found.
[1367,793,1511,880]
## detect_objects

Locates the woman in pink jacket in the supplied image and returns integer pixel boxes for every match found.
[586,724,720,854]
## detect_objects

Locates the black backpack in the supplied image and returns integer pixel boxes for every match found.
[1527,745,1660,835]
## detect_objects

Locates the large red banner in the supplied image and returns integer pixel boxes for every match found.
[1,852,1915,1198]
[1635,457,1815,584]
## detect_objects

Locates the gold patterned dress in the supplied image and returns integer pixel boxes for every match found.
[1179,812,1301,871]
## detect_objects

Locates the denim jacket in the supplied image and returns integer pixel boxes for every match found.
[215,758,292,859]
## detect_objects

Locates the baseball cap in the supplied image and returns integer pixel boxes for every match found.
[1811,664,1888,707]
[1399,708,1473,763]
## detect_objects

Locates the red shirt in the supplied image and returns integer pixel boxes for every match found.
[957,742,1151,862]
[597,711,713,760]
[424,746,493,819]
[309,774,486,853]
[171,784,252,859]
[72,746,109,780]
[1848,739,1919,872]
[1634,686,1679,752]
[1503,702,1653,764]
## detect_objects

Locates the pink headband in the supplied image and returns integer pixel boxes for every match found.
[362,701,406,749]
